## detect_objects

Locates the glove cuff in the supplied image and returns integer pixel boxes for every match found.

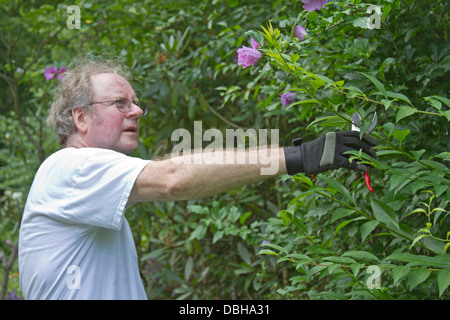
[284,145,304,175]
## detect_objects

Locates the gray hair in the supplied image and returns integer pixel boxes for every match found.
[47,55,131,146]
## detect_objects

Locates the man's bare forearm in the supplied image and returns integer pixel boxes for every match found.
[130,147,287,202]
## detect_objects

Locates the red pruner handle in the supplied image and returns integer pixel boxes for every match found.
[364,170,374,193]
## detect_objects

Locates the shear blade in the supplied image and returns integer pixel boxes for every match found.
[351,112,362,132]
[366,112,378,134]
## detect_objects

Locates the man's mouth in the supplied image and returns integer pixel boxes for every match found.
[124,127,138,133]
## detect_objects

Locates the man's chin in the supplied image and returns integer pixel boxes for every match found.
[114,143,138,155]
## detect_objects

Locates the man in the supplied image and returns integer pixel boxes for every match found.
[18,56,376,299]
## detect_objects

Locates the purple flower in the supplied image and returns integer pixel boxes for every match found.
[56,67,66,80]
[281,92,297,106]
[250,37,260,50]
[301,0,328,12]
[44,66,66,81]
[237,37,262,69]
[44,66,58,80]
[294,25,307,41]
[5,289,22,300]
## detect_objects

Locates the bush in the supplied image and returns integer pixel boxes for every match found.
[0,0,448,300]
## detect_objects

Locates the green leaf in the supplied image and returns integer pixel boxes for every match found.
[396,106,417,123]
[411,149,426,160]
[309,264,329,275]
[308,78,326,91]
[437,268,450,296]
[280,210,293,226]
[342,250,379,262]
[360,72,387,98]
[335,219,354,235]
[257,249,278,256]
[386,91,413,106]
[381,99,393,110]
[439,110,450,121]
[190,224,207,240]
[389,173,408,191]
[288,253,312,262]
[306,11,319,23]
[383,122,395,136]
[331,208,355,223]
[226,0,239,8]
[444,242,450,255]
[350,263,365,277]
[290,53,300,64]
[140,247,168,261]
[424,95,450,110]
[237,242,251,265]
[212,230,224,244]
[187,205,209,215]
[384,253,450,267]
[262,243,289,255]
[323,256,356,264]
[377,150,403,157]
[239,211,252,225]
[392,129,410,143]
[392,265,410,284]
[184,256,194,280]
[370,198,399,230]
[320,175,354,203]
[410,234,428,249]
[353,17,370,29]
[291,174,313,187]
[345,85,365,98]
[360,220,379,242]
[408,268,431,291]
[289,99,320,108]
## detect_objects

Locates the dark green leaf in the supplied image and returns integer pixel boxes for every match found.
[370,198,399,230]
[396,106,417,122]
[360,72,387,98]
[438,268,450,296]
[408,268,431,291]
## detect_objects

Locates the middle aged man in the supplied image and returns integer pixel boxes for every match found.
[19,56,377,299]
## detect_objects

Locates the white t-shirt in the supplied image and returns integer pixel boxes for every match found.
[18,147,151,300]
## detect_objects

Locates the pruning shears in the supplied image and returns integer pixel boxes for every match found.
[351,111,377,193]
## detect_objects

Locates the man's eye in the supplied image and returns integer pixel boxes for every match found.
[116,99,127,107]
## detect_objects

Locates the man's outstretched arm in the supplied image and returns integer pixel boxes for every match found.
[129,146,286,203]
[128,130,377,203]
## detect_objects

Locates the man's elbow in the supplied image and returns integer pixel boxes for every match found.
[165,177,187,199]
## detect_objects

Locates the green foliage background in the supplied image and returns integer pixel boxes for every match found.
[0,0,448,300]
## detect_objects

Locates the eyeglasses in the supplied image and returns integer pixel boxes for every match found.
[89,98,148,116]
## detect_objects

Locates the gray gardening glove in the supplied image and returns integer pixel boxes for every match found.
[284,131,377,175]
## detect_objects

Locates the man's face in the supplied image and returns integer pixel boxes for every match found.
[84,73,144,154]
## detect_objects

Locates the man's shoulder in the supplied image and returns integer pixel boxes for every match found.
[44,147,128,164]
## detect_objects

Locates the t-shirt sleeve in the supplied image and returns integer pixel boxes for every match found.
[60,149,150,230]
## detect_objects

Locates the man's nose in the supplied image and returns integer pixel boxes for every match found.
[127,103,144,118]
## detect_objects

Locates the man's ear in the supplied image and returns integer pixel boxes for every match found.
[72,106,89,134]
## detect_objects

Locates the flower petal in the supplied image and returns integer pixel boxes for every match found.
[294,25,307,41]
[250,37,260,50]
[44,66,58,80]
[237,46,262,69]
[301,0,327,11]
